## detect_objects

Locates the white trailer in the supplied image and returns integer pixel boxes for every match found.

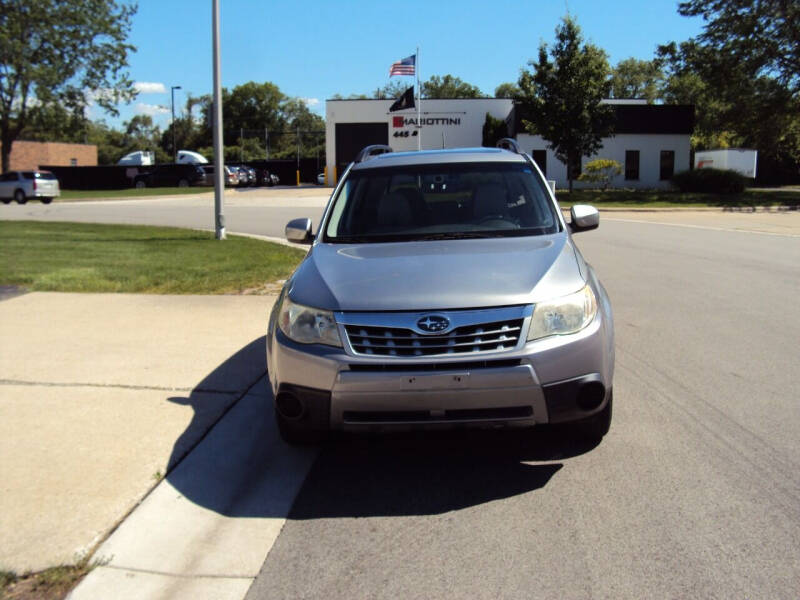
[694,148,757,178]
[176,150,209,164]
[117,150,154,166]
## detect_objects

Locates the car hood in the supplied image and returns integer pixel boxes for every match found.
[288,234,585,312]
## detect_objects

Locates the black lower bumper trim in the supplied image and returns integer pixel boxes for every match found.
[542,373,608,424]
[275,383,331,429]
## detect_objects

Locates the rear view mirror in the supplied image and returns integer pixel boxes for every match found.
[569,205,599,233]
[285,218,314,244]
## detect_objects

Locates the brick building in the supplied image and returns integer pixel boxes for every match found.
[0,140,98,172]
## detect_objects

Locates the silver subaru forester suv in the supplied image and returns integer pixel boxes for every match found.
[267,140,614,444]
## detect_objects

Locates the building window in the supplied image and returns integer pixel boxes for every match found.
[625,150,640,180]
[531,150,547,177]
[70,158,78,166]
[660,150,675,180]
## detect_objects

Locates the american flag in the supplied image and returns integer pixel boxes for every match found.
[389,55,416,77]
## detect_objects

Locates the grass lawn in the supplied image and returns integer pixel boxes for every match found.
[555,188,800,208]
[58,187,212,200]
[0,221,306,294]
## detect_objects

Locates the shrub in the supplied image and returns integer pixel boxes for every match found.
[671,168,747,194]
[577,158,623,190]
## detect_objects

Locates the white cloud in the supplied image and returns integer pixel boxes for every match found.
[134,81,167,94]
[300,97,320,107]
[135,102,170,116]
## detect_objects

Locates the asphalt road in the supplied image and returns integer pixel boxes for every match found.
[0,189,330,239]
[4,193,800,598]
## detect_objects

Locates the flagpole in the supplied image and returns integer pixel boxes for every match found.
[416,46,421,151]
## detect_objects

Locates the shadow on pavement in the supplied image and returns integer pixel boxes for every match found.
[163,336,598,519]
[288,429,594,519]
[164,335,268,472]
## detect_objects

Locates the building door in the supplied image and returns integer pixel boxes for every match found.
[335,123,389,178]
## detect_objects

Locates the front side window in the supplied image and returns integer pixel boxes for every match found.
[324,162,559,243]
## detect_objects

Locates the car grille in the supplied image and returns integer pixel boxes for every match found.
[344,319,524,357]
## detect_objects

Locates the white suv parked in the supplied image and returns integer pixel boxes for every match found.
[0,170,60,204]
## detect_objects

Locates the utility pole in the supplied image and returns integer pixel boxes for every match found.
[296,125,300,186]
[211,0,225,239]
[265,128,269,160]
[171,85,181,162]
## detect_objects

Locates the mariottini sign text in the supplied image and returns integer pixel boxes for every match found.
[392,115,462,127]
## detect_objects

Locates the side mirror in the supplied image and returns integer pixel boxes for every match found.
[285,218,314,244]
[569,204,599,233]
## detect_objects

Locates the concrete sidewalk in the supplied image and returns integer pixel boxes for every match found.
[0,292,273,573]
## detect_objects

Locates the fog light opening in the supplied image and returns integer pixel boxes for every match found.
[576,381,605,411]
[275,392,305,420]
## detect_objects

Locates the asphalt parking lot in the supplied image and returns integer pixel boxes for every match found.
[2,190,799,599]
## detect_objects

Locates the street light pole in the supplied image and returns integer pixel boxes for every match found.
[211,0,225,239]
[171,85,182,163]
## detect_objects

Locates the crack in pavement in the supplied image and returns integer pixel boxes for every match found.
[103,565,254,580]
[0,378,239,395]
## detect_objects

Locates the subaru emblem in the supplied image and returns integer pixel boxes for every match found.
[416,315,450,334]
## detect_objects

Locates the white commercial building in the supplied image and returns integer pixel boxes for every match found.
[325,98,694,189]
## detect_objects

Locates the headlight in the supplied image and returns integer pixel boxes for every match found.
[527,284,597,341]
[278,296,342,347]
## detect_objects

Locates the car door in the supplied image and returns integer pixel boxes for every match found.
[0,172,19,198]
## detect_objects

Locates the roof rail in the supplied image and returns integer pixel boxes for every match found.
[496,138,522,154]
[355,145,394,163]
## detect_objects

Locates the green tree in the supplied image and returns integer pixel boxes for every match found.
[422,75,485,99]
[200,82,286,148]
[494,82,521,99]
[18,103,88,144]
[372,81,409,100]
[0,0,137,171]
[658,39,800,176]
[578,158,622,189]
[677,0,800,96]
[482,113,508,147]
[610,58,662,103]
[518,16,614,191]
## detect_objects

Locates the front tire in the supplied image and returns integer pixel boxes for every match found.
[135,180,146,189]
[178,178,189,188]
[14,189,26,204]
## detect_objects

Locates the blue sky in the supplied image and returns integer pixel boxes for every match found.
[101,0,705,127]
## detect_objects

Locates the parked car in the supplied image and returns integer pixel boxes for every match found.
[254,167,276,187]
[270,173,280,186]
[132,164,205,188]
[200,165,238,187]
[0,170,60,204]
[267,140,615,444]
[236,165,256,186]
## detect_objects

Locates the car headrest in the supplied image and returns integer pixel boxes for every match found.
[473,183,508,219]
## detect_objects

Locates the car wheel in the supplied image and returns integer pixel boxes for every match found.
[274,410,325,445]
[178,178,189,188]
[1,197,10,204]
[135,180,146,189]
[41,197,53,204]
[14,189,26,204]
[576,390,612,440]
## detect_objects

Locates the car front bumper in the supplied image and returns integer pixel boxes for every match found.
[267,302,614,432]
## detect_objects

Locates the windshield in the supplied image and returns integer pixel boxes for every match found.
[324,162,560,243]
